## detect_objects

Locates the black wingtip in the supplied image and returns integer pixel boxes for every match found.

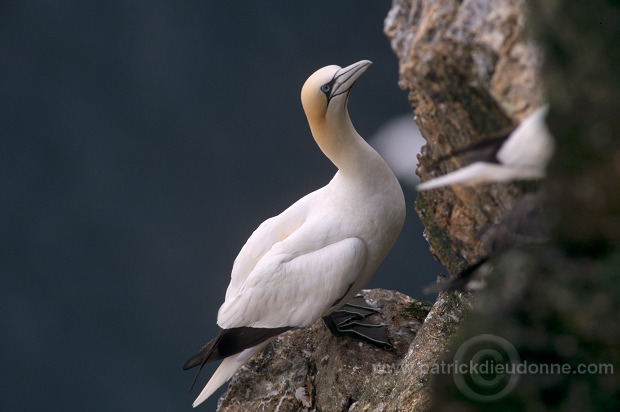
[183,330,227,392]
[182,355,201,371]
[429,127,514,168]
[183,331,224,371]
[425,258,490,293]
[183,326,293,392]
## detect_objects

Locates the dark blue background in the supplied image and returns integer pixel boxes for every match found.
[1,1,443,410]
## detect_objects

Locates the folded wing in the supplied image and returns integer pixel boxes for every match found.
[218,233,368,329]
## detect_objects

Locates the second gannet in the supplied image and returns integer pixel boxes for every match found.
[183,60,406,407]
[417,105,553,190]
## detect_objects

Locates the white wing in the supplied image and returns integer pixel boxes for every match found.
[218,221,368,329]
[225,190,319,301]
[497,105,553,169]
[417,162,536,190]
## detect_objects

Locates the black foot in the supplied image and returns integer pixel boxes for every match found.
[323,295,392,350]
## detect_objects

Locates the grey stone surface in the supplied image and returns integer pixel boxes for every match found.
[216,289,429,412]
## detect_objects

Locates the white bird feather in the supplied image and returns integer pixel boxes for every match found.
[185,60,406,407]
[417,105,553,191]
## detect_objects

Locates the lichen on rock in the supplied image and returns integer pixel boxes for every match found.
[217,289,426,412]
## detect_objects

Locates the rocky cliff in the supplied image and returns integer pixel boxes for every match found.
[215,0,620,410]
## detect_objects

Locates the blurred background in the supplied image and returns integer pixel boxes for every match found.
[1,1,444,410]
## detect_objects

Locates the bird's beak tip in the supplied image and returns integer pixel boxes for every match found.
[355,60,373,69]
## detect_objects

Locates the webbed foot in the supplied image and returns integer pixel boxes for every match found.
[322,295,392,350]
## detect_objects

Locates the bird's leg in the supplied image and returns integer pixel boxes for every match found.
[322,295,392,350]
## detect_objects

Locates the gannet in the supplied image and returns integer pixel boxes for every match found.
[183,60,406,407]
[369,114,424,188]
[417,105,553,190]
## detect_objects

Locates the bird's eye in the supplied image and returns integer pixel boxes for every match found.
[320,84,331,94]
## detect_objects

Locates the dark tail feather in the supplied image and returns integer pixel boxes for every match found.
[183,326,293,392]
[184,330,226,392]
[183,331,224,371]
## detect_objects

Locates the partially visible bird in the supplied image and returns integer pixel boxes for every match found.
[183,60,406,407]
[417,105,553,191]
[369,114,425,188]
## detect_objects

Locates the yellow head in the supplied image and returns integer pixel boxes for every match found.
[301,60,372,124]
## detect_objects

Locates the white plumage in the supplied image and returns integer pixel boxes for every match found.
[417,105,553,190]
[186,60,406,407]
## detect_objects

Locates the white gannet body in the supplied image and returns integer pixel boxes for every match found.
[417,105,554,191]
[184,60,406,407]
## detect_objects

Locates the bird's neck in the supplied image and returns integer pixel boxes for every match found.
[309,111,382,177]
